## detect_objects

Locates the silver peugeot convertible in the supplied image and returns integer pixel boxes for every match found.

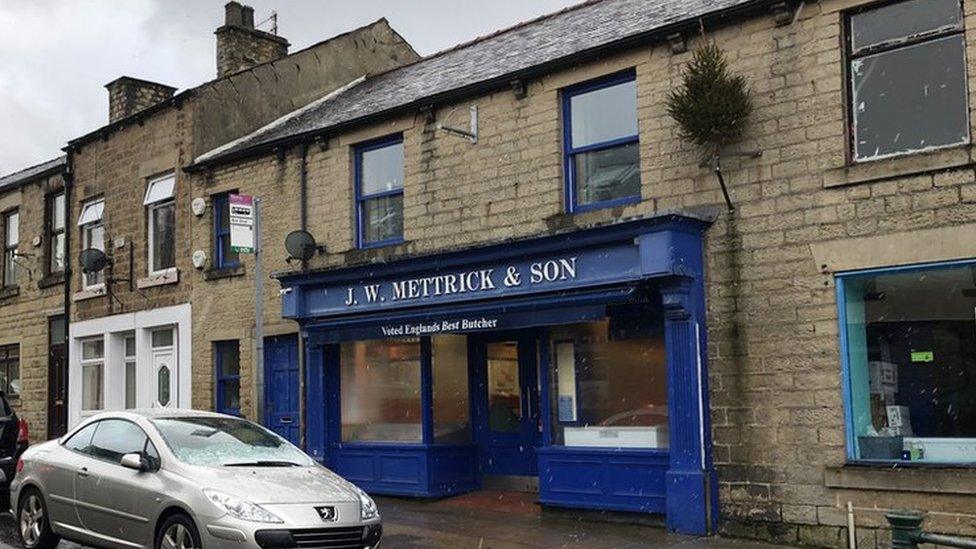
[10,409,382,549]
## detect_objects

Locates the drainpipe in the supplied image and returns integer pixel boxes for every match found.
[298,142,309,450]
[61,149,74,436]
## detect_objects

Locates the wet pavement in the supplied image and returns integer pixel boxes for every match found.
[0,491,793,548]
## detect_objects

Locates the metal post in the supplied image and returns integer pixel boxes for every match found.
[886,510,924,549]
[253,198,265,425]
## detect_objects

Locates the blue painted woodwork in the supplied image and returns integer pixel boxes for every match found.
[214,340,240,416]
[212,193,240,269]
[284,214,716,534]
[264,334,300,445]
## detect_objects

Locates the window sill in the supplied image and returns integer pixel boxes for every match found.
[825,464,976,495]
[73,285,106,302]
[37,272,66,289]
[823,144,973,188]
[204,265,245,281]
[136,269,179,289]
[0,286,19,302]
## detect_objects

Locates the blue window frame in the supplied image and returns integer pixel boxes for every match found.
[214,340,240,416]
[562,70,641,213]
[837,259,976,465]
[355,135,404,248]
[212,192,239,269]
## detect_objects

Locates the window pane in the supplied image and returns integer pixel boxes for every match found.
[90,420,147,463]
[65,423,98,453]
[125,335,136,358]
[51,193,65,231]
[151,202,176,271]
[50,232,65,273]
[340,339,421,443]
[143,174,176,205]
[77,200,104,226]
[842,264,976,463]
[5,356,19,396]
[152,328,174,348]
[549,315,668,449]
[221,381,240,412]
[360,141,404,195]
[217,342,240,377]
[487,342,521,433]
[851,35,968,161]
[49,317,66,345]
[851,0,962,53]
[3,250,16,287]
[361,194,403,244]
[84,224,105,287]
[219,235,239,267]
[569,78,638,148]
[157,365,171,407]
[432,334,471,444]
[82,339,104,360]
[82,363,103,411]
[574,142,641,206]
[5,211,18,247]
[125,361,136,409]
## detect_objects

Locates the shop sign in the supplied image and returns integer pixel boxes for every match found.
[229,194,255,253]
[379,317,500,337]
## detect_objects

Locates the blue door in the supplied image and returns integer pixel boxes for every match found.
[474,334,540,476]
[265,334,300,445]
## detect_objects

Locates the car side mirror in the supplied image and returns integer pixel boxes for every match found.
[120,453,148,471]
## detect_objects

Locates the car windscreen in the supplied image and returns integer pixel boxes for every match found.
[151,416,313,467]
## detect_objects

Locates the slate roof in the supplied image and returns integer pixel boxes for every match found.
[193,0,764,168]
[0,155,66,193]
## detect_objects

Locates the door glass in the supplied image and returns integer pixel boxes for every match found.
[151,328,174,348]
[157,365,171,406]
[89,420,148,463]
[486,341,521,432]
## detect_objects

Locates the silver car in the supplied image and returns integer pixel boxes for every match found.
[10,409,382,549]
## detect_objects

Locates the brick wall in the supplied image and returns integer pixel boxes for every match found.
[199,0,976,545]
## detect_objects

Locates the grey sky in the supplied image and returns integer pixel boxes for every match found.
[0,0,579,174]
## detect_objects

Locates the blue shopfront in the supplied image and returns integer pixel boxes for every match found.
[277,214,718,535]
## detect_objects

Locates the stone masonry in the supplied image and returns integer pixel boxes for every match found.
[193,0,976,546]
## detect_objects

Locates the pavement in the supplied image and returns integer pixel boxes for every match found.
[0,491,793,548]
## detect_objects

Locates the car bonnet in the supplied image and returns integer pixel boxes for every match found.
[183,464,361,505]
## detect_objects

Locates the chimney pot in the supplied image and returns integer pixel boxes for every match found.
[224,1,245,27]
[241,5,255,29]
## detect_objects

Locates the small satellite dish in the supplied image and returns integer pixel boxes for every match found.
[285,230,320,262]
[79,248,109,274]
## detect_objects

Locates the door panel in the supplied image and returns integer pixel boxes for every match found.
[265,334,300,444]
[476,336,540,476]
[151,347,176,408]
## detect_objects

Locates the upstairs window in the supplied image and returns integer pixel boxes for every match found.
[563,71,640,212]
[78,199,105,289]
[847,0,968,161]
[47,192,66,274]
[355,135,404,248]
[212,192,239,269]
[144,173,176,275]
[2,209,19,287]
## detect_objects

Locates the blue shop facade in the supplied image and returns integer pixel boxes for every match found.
[277,214,719,535]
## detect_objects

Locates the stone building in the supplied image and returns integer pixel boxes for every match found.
[0,157,68,438]
[57,2,418,432]
[187,0,976,545]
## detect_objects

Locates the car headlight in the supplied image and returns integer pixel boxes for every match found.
[204,489,283,523]
[355,486,379,520]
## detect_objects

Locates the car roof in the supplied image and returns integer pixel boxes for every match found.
[89,408,238,421]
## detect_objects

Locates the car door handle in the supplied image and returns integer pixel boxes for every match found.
[76,467,89,478]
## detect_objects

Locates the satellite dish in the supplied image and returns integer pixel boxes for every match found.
[79,248,109,274]
[285,230,320,262]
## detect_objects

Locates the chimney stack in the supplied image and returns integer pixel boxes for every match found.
[104,77,177,123]
[215,2,289,78]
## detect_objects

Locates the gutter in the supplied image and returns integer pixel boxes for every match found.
[187,0,781,172]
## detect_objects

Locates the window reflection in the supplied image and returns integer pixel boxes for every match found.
[340,338,422,443]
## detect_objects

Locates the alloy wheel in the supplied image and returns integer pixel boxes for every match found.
[19,494,44,547]
[161,522,196,549]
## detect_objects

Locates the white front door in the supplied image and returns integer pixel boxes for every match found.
[150,328,176,408]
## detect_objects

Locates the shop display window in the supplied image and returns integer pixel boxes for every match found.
[340,338,422,443]
[431,334,472,444]
[840,262,976,463]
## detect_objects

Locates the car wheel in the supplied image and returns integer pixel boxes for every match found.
[156,513,202,549]
[17,489,59,549]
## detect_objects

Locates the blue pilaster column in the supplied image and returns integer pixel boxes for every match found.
[660,275,717,535]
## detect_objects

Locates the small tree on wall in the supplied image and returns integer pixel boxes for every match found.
[667,41,754,211]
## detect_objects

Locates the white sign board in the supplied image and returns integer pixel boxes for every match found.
[229,194,255,253]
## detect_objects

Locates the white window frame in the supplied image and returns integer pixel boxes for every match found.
[78,199,106,290]
[123,333,136,410]
[144,174,177,276]
[80,337,104,413]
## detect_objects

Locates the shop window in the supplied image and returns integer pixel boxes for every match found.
[212,192,239,269]
[355,135,404,248]
[340,338,421,443]
[77,198,105,289]
[839,262,976,463]
[47,191,66,274]
[562,71,640,212]
[487,341,521,432]
[548,314,668,449]
[144,173,176,275]
[0,344,19,396]
[3,209,19,287]
[847,0,968,161]
[124,334,136,409]
[214,340,241,416]
[81,338,104,411]
[431,334,471,443]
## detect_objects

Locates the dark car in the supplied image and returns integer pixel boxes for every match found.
[0,392,29,502]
